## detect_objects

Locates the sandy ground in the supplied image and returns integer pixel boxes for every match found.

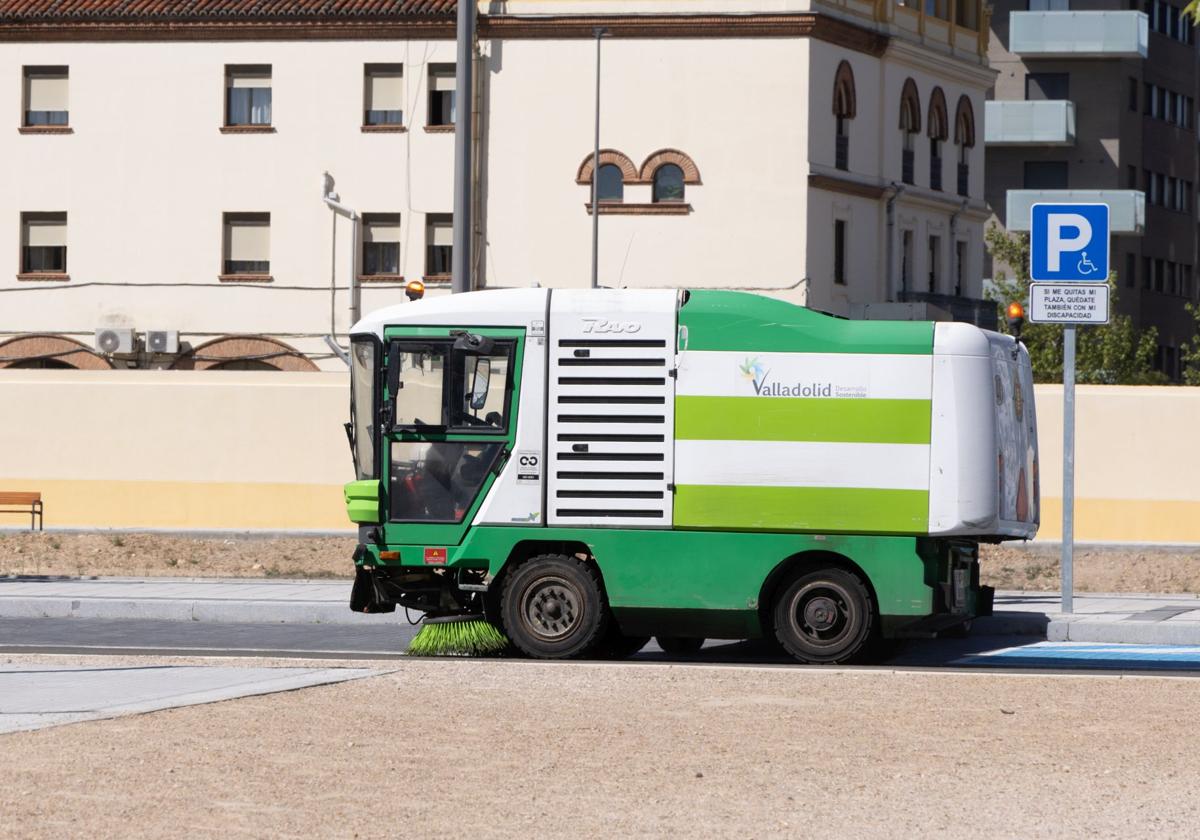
[4,531,1200,593]
[0,655,1197,839]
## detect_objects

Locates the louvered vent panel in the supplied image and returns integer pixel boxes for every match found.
[547,291,677,527]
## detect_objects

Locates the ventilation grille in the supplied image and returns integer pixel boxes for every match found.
[547,335,675,527]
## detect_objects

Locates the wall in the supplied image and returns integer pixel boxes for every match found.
[2,371,1199,542]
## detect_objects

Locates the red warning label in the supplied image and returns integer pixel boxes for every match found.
[423,547,448,565]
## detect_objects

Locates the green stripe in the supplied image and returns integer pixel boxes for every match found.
[675,485,930,535]
[676,396,931,444]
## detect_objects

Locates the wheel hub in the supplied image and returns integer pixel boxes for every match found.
[803,596,839,632]
[525,580,580,640]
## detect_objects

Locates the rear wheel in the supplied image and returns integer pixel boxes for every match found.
[655,636,705,656]
[772,568,874,664]
[501,554,608,659]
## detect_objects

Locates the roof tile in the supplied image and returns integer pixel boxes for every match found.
[0,0,458,21]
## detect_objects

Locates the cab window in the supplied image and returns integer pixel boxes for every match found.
[389,440,503,522]
[387,339,514,432]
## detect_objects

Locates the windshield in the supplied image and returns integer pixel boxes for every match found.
[389,339,513,432]
[350,339,376,480]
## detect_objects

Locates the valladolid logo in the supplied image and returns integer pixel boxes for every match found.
[739,356,837,397]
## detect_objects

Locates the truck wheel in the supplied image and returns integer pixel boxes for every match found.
[501,554,608,659]
[655,636,705,656]
[772,568,874,664]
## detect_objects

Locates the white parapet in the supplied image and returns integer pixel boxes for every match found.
[985,100,1075,146]
[1009,11,1149,58]
[1005,190,1145,234]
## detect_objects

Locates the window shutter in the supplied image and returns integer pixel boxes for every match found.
[228,68,272,89]
[430,66,456,92]
[367,68,403,111]
[227,218,270,262]
[27,72,68,111]
[24,216,66,247]
[430,219,453,246]
[364,215,402,243]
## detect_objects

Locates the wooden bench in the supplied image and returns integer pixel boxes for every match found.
[0,492,43,530]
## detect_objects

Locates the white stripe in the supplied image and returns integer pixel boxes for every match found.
[675,440,931,491]
[677,351,932,401]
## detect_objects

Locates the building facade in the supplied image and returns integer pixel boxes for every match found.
[0,0,994,372]
[986,0,1198,379]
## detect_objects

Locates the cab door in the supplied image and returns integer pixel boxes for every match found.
[380,327,524,549]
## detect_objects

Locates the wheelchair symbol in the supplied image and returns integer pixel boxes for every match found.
[1077,252,1098,275]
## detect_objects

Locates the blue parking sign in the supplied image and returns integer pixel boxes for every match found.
[1030,203,1109,282]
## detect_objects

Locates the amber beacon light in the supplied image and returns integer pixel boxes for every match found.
[1006,301,1026,340]
[405,279,426,301]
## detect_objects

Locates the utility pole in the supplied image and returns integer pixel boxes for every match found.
[451,0,475,294]
[591,27,607,290]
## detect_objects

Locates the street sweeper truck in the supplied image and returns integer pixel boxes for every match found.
[343,287,1038,663]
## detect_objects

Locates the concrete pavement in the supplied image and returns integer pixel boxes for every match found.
[2,576,1200,644]
[0,664,380,733]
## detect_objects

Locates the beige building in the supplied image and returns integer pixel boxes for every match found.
[0,0,995,372]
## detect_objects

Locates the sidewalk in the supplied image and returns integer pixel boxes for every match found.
[2,577,1199,643]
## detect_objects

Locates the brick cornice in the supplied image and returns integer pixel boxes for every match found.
[0,13,888,55]
[586,202,692,216]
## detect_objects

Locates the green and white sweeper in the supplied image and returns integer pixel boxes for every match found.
[344,288,1039,663]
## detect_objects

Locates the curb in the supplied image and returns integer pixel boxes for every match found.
[1046,617,1200,645]
[0,597,408,625]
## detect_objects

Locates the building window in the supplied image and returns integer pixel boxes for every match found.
[20,212,67,275]
[23,66,68,127]
[928,235,942,293]
[833,61,856,172]
[1143,256,1152,289]
[426,214,453,277]
[834,220,847,285]
[1129,77,1138,111]
[899,80,921,186]
[954,95,975,198]
[222,213,270,276]
[1155,258,1165,292]
[652,164,686,203]
[901,230,914,293]
[362,213,401,277]
[1028,0,1068,8]
[364,64,404,127]
[428,64,456,128]
[596,164,624,202]
[955,240,967,296]
[1126,252,1136,288]
[1023,161,1069,189]
[225,65,272,127]
[928,89,948,192]
[1025,73,1069,101]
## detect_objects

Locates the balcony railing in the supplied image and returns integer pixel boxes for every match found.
[1009,11,1149,58]
[1006,189,1145,234]
[985,100,1076,146]
[898,290,998,331]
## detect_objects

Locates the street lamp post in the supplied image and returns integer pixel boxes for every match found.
[591,27,608,290]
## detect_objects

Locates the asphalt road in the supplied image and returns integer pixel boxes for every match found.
[4,617,1200,675]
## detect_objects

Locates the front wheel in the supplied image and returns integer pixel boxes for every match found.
[772,568,874,665]
[501,554,608,659]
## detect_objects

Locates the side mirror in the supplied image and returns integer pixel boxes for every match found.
[452,331,496,355]
[468,357,491,411]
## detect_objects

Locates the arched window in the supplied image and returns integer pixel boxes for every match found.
[597,164,624,202]
[652,164,686,203]
[928,87,948,192]
[0,334,113,370]
[954,95,976,198]
[833,61,856,172]
[899,79,921,185]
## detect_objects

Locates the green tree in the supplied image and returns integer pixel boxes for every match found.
[985,224,1164,384]
[1178,303,1200,384]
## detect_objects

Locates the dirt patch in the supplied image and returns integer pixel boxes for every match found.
[3,531,1200,594]
[981,543,1200,594]
[1,657,1198,838]
[0,532,354,579]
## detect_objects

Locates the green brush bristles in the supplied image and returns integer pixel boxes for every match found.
[407,614,509,657]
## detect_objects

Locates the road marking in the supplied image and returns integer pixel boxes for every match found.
[958,642,1200,669]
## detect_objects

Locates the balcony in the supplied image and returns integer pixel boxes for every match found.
[1006,190,1145,234]
[985,101,1076,146]
[1009,11,1149,58]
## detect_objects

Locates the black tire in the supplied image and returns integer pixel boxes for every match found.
[772,567,875,664]
[655,636,705,656]
[501,554,608,659]
[594,624,651,660]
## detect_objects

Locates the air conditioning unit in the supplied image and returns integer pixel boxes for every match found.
[94,328,136,355]
[146,330,180,354]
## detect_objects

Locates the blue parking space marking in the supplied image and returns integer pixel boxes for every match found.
[956,642,1200,671]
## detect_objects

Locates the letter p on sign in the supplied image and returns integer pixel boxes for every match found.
[1030,203,1109,282]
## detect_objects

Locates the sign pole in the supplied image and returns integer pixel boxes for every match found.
[1061,325,1075,614]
